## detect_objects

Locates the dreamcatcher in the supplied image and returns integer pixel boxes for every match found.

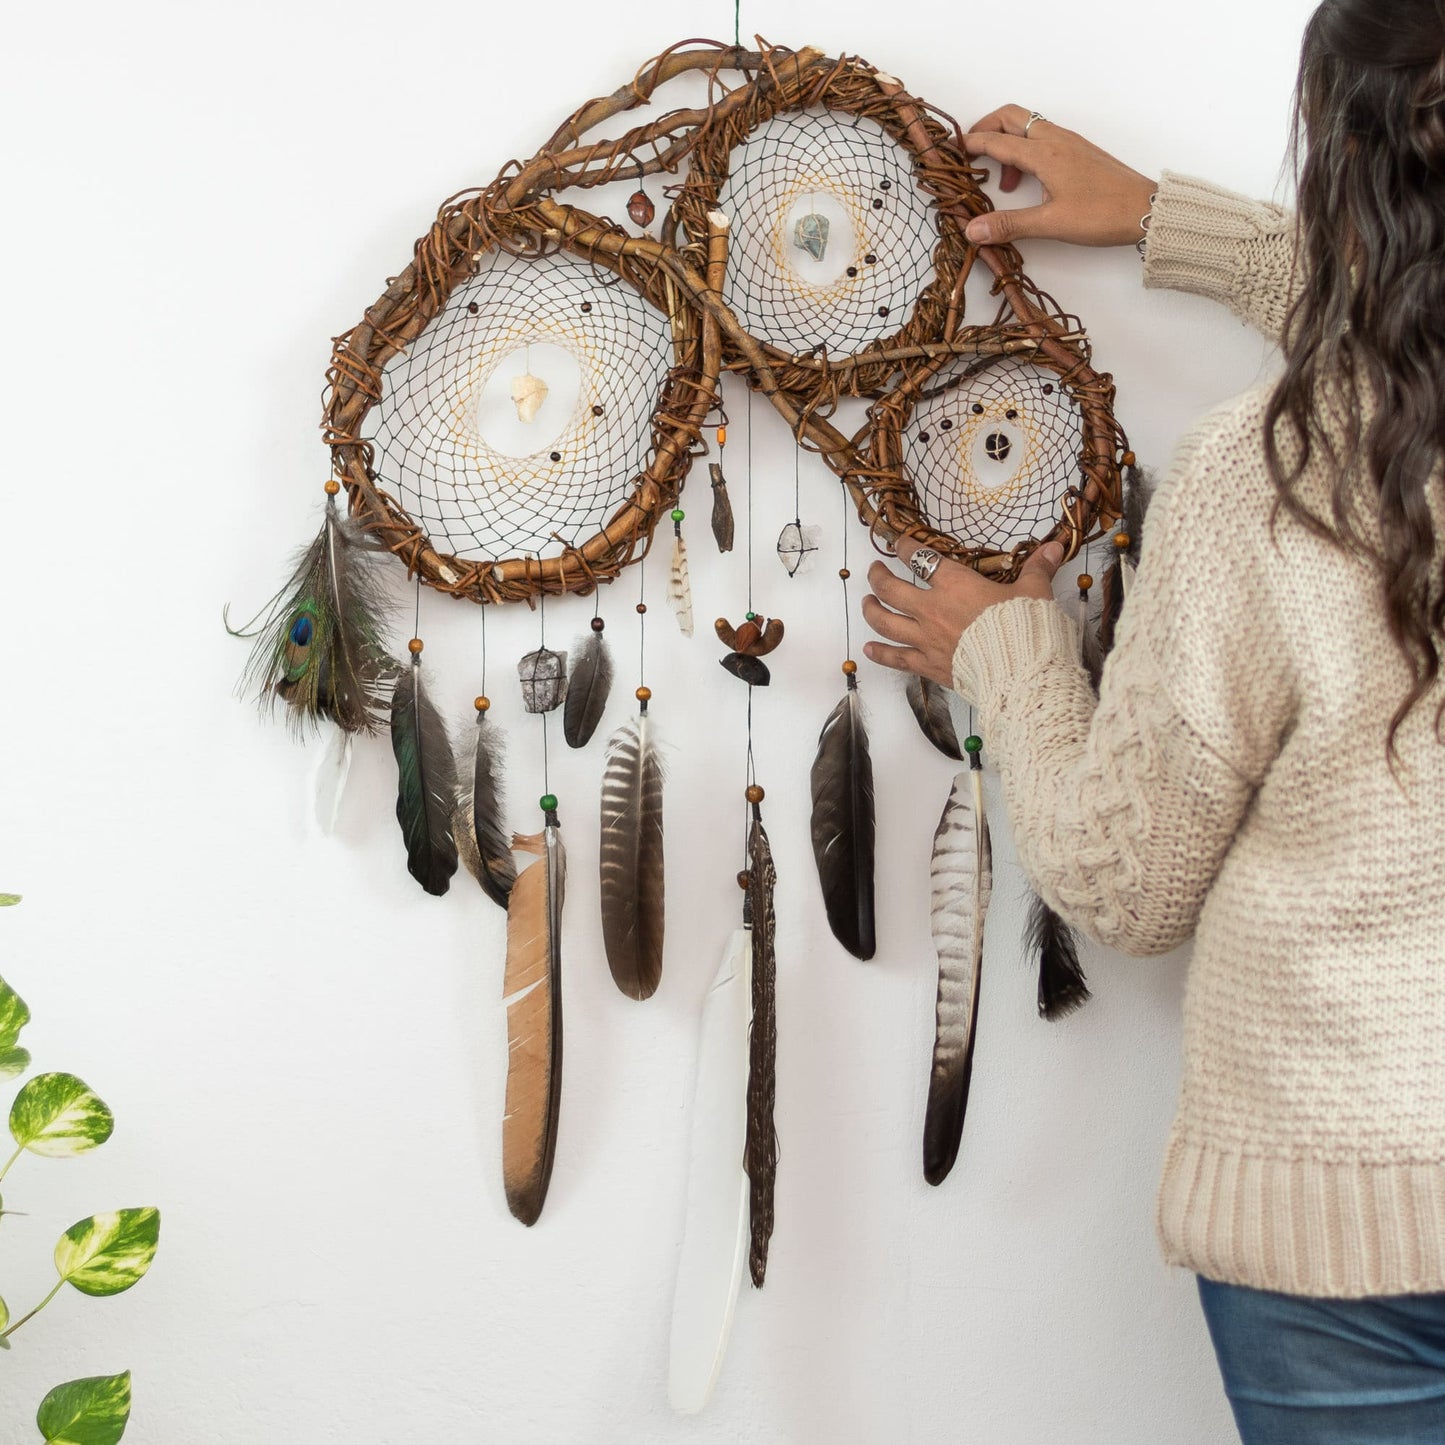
[231,38,1143,1416]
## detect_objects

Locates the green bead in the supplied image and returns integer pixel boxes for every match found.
[671,508,685,523]
[963,735,983,755]
[746,610,757,621]
[539,793,558,812]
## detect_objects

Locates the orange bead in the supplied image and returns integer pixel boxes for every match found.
[474,696,490,712]
[838,567,851,580]
[1122,451,1137,467]
[841,659,858,675]
[323,479,341,496]
[408,637,424,655]
[745,784,765,804]
[635,686,652,702]
[1076,573,1094,591]
[1113,531,1132,551]
[717,426,728,447]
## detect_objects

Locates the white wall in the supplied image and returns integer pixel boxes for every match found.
[0,1,1317,1440]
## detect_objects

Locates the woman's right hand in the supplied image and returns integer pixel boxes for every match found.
[962,105,1158,249]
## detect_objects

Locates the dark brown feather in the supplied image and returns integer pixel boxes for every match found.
[709,463,735,553]
[454,713,515,909]
[563,630,613,748]
[809,683,876,960]
[1027,893,1091,1020]
[390,661,458,896]
[904,675,963,761]
[599,714,665,1000]
[744,810,778,1287]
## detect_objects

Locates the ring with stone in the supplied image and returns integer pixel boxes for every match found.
[908,547,942,583]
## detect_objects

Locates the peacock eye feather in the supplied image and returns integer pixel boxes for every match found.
[282,608,319,682]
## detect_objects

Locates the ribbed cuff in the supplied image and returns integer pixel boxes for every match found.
[951,597,1081,704]
[1143,170,1288,302]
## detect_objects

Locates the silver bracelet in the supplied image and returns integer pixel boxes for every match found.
[1136,192,1158,260]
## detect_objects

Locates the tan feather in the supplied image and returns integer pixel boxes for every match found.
[502,826,565,1226]
[668,534,694,637]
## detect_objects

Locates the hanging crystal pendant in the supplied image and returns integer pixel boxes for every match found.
[792,212,829,262]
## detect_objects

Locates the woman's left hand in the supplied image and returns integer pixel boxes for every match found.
[862,537,1065,687]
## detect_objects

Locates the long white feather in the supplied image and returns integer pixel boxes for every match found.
[313,723,354,835]
[668,927,752,1414]
[923,768,993,1185]
[668,534,694,637]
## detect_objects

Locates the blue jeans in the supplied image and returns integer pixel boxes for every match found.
[1198,1276,1445,1444]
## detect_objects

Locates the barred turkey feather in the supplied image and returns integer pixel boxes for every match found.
[922,768,992,1187]
[599,714,665,1000]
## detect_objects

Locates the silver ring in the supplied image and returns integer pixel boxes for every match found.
[908,547,942,583]
[1024,110,1049,137]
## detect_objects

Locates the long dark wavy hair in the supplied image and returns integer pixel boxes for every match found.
[1265,0,1445,747]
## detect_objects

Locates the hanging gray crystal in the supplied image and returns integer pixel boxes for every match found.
[793,212,830,263]
[519,647,568,713]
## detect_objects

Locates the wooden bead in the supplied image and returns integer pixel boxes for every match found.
[323,479,341,496]
[737,870,751,890]
[474,696,490,712]
[841,659,858,675]
[636,602,648,614]
[745,784,765,804]
[838,567,851,580]
[1076,573,1094,591]
[635,686,652,702]
[408,637,424,655]
[1113,531,1132,551]
[590,615,605,632]
[1122,451,1137,467]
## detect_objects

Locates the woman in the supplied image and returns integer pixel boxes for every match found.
[863,3,1445,1441]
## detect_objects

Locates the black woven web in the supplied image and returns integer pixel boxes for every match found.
[715,108,937,356]
[903,358,1085,552]
[365,249,672,561]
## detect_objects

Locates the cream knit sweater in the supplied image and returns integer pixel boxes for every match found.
[951,171,1445,1299]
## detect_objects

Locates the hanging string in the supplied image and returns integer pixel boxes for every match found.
[841,485,852,661]
[413,573,422,640]
[746,386,755,612]
[539,589,551,795]
[480,603,489,694]
[637,559,648,696]
[733,0,741,47]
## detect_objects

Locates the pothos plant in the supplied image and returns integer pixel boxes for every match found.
[0,893,161,1444]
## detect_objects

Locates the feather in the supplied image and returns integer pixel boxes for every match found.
[502,825,565,1226]
[312,723,353,835]
[668,534,695,637]
[667,927,753,1414]
[390,659,458,896]
[229,494,397,735]
[744,811,778,1287]
[809,682,876,960]
[709,463,735,553]
[563,629,613,749]
[454,712,515,909]
[1027,893,1091,1020]
[599,714,665,999]
[1095,464,1154,664]
[905,675,963,761]
[923,766,993,1187]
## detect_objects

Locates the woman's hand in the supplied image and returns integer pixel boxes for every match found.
[862,538,1065,687]
[963,104,1158,249]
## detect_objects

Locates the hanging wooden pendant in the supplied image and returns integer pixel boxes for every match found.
[628,190,656,227]
[715,616,784,687]
[709,463,735,553]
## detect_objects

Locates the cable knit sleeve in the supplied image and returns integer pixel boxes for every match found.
[1143,171,1301,344]
[950,403,1298,957]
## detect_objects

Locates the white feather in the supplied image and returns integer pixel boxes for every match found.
[668,534,694,637]
[668,927,752,1414]
[312,724,354,835]
[1120,558,1137,598]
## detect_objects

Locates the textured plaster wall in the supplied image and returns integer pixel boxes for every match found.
[0,1,1316,1439]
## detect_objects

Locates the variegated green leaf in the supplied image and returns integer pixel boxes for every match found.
[0,894,20,907]
[0,975,32,1080]
[36,1372,131,1445]
[9,1074,114,1158]
[55,1209,160,1297]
